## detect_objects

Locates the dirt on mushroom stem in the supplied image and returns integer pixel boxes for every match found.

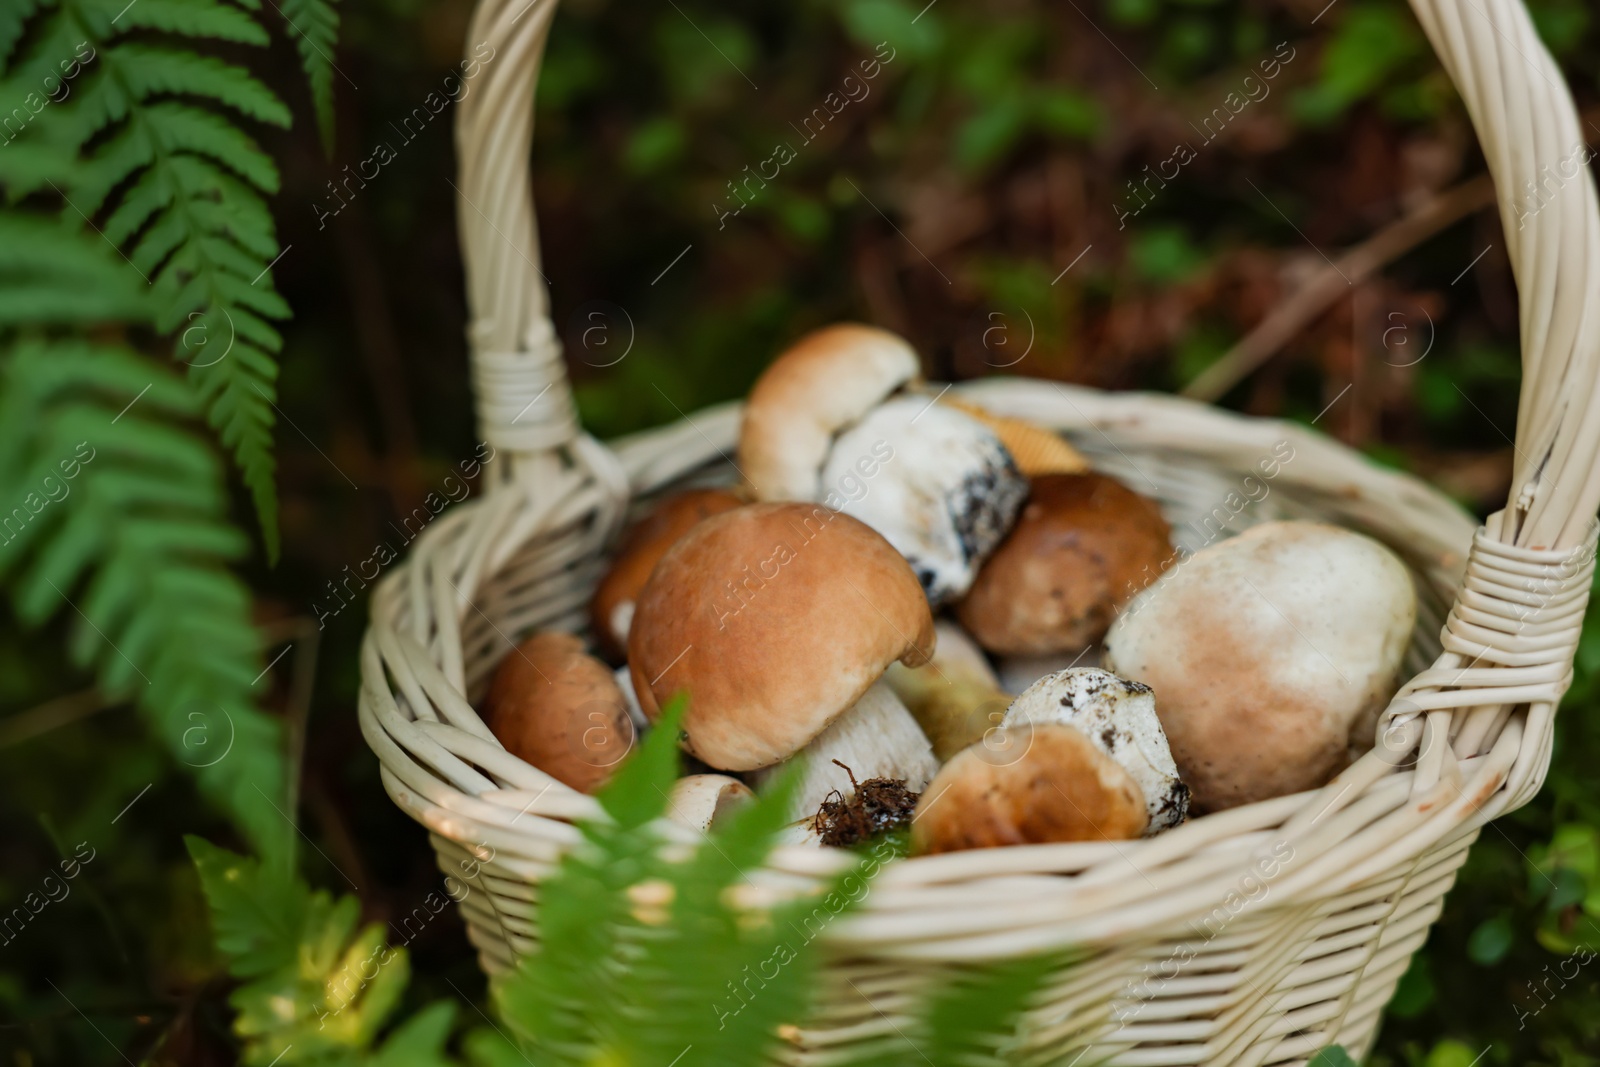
[813,759,920,847]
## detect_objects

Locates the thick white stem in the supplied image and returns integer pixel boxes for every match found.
[751,680,938,822]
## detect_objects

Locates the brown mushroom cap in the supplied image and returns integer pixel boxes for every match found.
[589,488,743,660]
[627,502,936,771]
[956,473,1174,656]
[484,632,635,793]
[910,723,1148,855]
[738,324,919,502]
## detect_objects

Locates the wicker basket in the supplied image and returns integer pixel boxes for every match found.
[358,0,1600,1061]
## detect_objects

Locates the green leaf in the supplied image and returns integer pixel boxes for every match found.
[1309,1047,1360,1067]
[597,693,686,830]
[186,836,308,978]
[277,0,340,154]
[1468,914,1515,966]
[41,0,292,559]
[0,339,288,858]
[1292,3,1425,125]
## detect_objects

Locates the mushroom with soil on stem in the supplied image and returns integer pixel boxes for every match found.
[1003,667,1189,834]
[483,632,636,793]
[627,501,940,824]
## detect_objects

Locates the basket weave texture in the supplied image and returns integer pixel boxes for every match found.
[358,0,1600,1061]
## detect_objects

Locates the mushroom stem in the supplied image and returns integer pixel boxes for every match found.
[663,774,753,832]
[884,623,1011,761]
[749,680,938,823]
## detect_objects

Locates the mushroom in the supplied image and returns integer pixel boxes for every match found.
[910,722,1147,855]
[663,774,754,832]
[885,621,1011,761]
[957,472,1174,655]
[1104,520,1417,811]
[820,396,1028,605]
[627,502,939,819]
[1003,668,1189,834]
[739,324,920,502]
[484,632,636,793]
[746,680,936,821]
[940,396,1090,477]
[590,487,743,660]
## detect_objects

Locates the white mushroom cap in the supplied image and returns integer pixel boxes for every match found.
[739,324,920,502]
[1104,521,1417,811]
[820,396,1027,605]
[1004,668,1189,834]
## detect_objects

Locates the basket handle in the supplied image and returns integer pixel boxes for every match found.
[454,0,578,460]
[454,0,1600,548]
[1405,0,1600,552]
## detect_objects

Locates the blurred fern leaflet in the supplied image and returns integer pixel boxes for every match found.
[8,0,298,559]
[0,5,300,857]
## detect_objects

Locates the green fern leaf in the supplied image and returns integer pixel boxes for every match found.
[190,836,462,1067]
[278,0,340,153]
[0,332,289,859]
[31,0,292,559]
[0,0,44,67]
[109,0,269,44]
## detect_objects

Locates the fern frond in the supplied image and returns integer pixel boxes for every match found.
[0,332,289,860]
[26,0,292,559]
[0,0,45,67]
[188,837,460,1067]
[278,0,339,153]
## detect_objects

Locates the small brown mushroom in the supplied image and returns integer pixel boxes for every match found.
[957,473,1174,656]
[627,502,937,791]
[484,632,635,793]
[589,488,743,660]
[910,722,1148,855]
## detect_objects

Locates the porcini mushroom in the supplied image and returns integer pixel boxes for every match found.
[910,722,1147,855]
[663,774,754,832]
[739,324,920,502]
[745,680,935,821]
[1104,520,1417,811]
[1004,668,1189,834]
[590,487,743,660]
[484,632,636,793]
[820,397,1028,605]
[885,621,1011,761]
[957,472,1174,655]
[627,502,939,817]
